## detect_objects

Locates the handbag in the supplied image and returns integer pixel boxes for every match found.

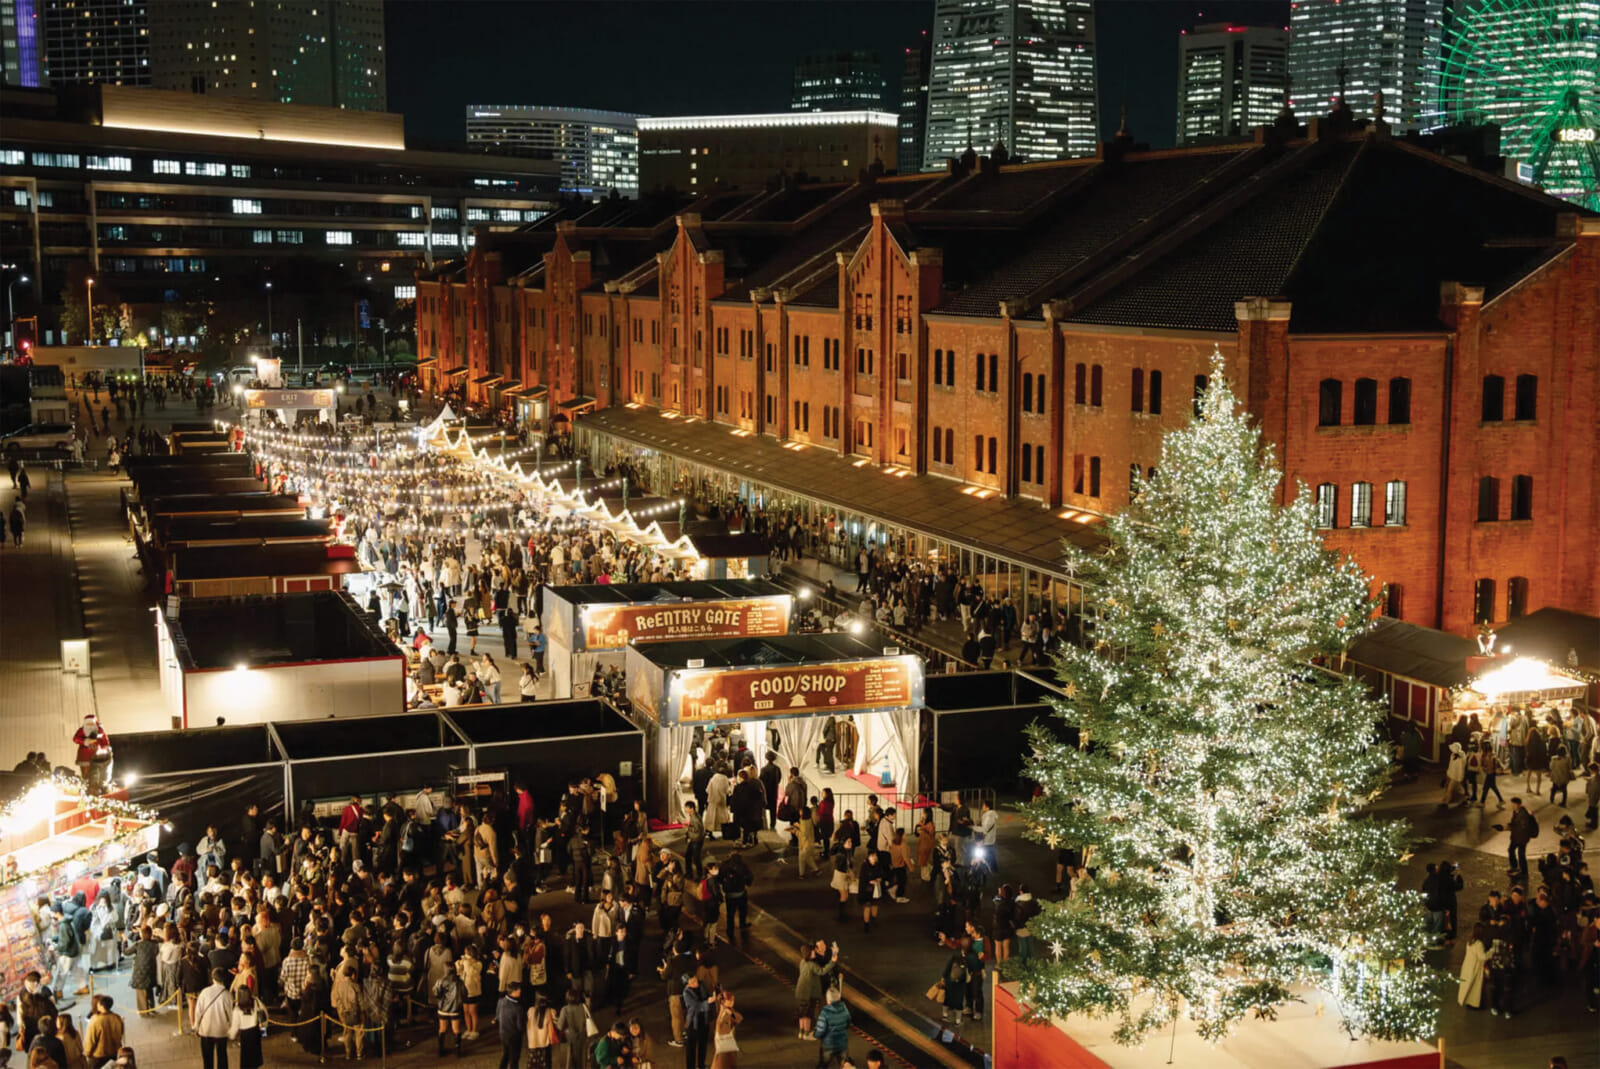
[713,1030,739,1055]
[926,979,946,1004]
[584,1008,599,1038]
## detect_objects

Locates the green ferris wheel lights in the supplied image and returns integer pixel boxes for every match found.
[1439,0,1600,210]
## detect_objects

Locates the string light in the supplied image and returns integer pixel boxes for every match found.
[1009,347,1440,1047]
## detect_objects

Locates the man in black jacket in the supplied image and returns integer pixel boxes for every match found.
[759,753,783,832]
[719,852,753,939]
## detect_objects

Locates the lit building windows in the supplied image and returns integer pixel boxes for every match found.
[325,230,353,245]
[87,155,133,171]
[232,198,263,214]
[152,159,181,174]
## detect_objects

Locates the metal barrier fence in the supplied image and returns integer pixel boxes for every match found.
[769,567,978,672]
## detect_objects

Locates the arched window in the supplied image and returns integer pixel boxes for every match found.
[1090,365,1103,407]
[1387,377,1411,424]
[1514,374,1537,420]
[1510,475,1533,520]
[1022,373,1034,413]
[1352,378,1377,425]
[1481,374,1504,421]
[1473,579,1497,625]
[1477,476,1500,522]
[1149,370,1163,414]
[1318,379,1343,426]
[1131,369,1145,413]
[932,426,943,463]
[1315,483,1337,528]
[1074,363,1086,404]
[1506,576,1529,619]
[1384,584,1404,619]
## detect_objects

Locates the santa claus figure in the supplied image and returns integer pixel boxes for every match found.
[73,713,113,792]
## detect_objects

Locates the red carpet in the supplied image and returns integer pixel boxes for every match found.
[844,771,935,810]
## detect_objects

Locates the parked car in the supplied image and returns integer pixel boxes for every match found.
[1,421,75,457]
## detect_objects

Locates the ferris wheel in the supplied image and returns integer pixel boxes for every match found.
[1438,0,1600,210]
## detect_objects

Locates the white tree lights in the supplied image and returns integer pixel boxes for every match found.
[1013,352,1440,1044]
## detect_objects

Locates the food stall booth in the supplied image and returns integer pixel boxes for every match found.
[0,775,164,1003]
[540,579,792,699]
[1448,651,1590,749]
[624,632,926,823]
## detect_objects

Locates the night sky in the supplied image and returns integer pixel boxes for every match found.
[386,0,1290,152]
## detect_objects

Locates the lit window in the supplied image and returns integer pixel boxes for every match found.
[393,284,416,300]
[0,150,22,166]
[231,164,251,178]
[1350,482,1372,527]
[152,159,180,174]
[326,230,353,245]
[1314,483,1337,529]
[1384,481,1407,526]
[431,233,459,247]
[30,152,80,168]
[275,230,302,244]
[232,198,263,214]
[252,229,273,244]
[397,232,426,246]
[87,155,132,172]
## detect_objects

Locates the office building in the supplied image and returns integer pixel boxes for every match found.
[417,125,1600,639]
[3,0,45,87]
[1288,0,1444,129]
[638,110,897,192]
[0,84,557,342]
[465,105,642,199]
[899,28,931,173]
[41,0,150,87]
[149,0,387,111]
[1177,23,1290,145]
[791,49,884,112]
[922,0,1097,170]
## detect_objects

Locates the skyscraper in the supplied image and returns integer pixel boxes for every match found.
[1177,23,1290,145]
[922,0,1097,171]
[40,0,150,87]
[791,50,885,112]
[149,0,386,111]
[2,0,46,87]
[900,28,931,172]
[466,106,642,199]
[1288,0,1445,129]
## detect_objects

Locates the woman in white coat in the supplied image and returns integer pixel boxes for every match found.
[1442,742,1468,807]
[1457,922,1488,1009]
[705,764,733,839]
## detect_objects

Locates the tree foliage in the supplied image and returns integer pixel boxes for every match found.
[1011,351,1440,1045]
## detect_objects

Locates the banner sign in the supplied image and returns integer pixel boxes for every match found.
[579,596,790,651]
[668,655,922,725]
[243,388,336,410]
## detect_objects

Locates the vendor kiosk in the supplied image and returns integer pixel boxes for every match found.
[624,633,925,821]
[541,580,792,699]
[0,775,163,1002]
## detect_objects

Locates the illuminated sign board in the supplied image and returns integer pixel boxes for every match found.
[668,656,922,724]
[243,389,336,410]
[1557,128,1597,143]
[579,596,789,650]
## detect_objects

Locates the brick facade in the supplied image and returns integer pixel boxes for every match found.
[416,137,1600,637]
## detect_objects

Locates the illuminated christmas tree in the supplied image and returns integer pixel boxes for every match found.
[1013,352,1439,1044]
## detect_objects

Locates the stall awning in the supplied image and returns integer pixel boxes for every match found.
[473,374,503,386]
[416,358,438,368]
[497,380,523,393]
[557,396,597,415]
[446,366,470,378]
[1467,657,1588,704]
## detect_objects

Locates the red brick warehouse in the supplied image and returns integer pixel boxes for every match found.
[416,118,1600,638]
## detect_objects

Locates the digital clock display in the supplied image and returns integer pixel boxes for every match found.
[1557,128,1597,144]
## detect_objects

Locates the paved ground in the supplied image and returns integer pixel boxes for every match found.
[3,389,1594,1068]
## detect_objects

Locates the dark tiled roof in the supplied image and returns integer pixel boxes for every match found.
[937,151,1243,316]
[920,162,1089,213]
[1070,142,1360,331]
[1346,617,1476,688]
[787,273,840,308]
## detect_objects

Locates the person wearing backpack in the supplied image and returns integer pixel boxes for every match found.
[811,987,851,1068]
[937,936,981,1023]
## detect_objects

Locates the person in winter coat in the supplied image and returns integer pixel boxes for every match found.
[525,993,558,1069]
[433,966,467,1057]
[1524,727,1549,795]
[938,937,982,1022]
[794,939,838,1039]
[128,926,158,1010]
[1548,745,1574,806]
[495,981,524,1069]
[704,766,733,838]
[554,990,588,1069]
[331,958,365,1060]
[1584,761,1600,831]
[1442,743,1468,807]
[812,987,851,1069]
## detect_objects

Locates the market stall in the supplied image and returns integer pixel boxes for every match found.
[0,774,164,1002]
[624,633,925,821]
[541,579,792,699]
[157,591,404,728]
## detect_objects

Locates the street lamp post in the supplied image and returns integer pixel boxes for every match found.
[5,273,29,346]
[85,277,95,345]
[265,281,274,357]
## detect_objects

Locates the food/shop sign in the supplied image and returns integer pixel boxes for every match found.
[669,655,922,725]
[579,596,789,651]
[243,388,336,410]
